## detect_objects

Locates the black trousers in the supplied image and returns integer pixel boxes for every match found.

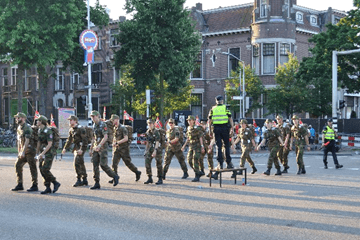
[214,125,231,164]
[323,140,339,166]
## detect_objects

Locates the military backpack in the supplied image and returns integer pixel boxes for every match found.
[123,125,134,144]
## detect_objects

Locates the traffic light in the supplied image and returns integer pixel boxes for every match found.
[339,100,345,109]
[150,90,155,104]
[80,95,87,105]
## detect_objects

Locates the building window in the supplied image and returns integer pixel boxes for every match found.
[92,63,102,85]
[191,93,202,119]
[4,98,9,123]
[56,68,64,90]
[333,16,341,25]
[229,48,240,76]
[11,66,18,89]
[253,45,260,75]
[284,0,290,18]
[191,52,203,79]
[263,43,275,75]
[57,99,64,108]
[73,73,80,86]
[296,12,303,23]
[260,0,267,18]
[2,68,8,86]
[110,29,120,47]
[310,16,317,26]
[279,43,290,65]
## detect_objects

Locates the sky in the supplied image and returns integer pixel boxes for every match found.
[92,0,356,20]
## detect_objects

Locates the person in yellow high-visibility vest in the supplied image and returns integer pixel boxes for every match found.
[322,119,343,169]
[208,95,234,170]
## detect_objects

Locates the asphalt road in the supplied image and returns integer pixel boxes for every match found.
[0,149,359,240]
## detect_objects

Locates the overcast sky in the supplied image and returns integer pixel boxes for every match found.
[93,0,355,20]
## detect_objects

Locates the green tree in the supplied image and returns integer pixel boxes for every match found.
[115,0,202,120]
[266,54,309,117]
[225,62,264,118]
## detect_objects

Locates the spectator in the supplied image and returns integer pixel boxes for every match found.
[309,125,315,147]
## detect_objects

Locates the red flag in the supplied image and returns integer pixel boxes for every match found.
[103,106,106,120]
[50,114,56,127]
[34,111,40,120]
[155,116,163,128]
[123,110,134,121]
[195,116,200,126]
[253,119,258,128]
[299,119,303,125]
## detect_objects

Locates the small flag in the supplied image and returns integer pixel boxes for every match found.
[253,119,257,128]
[195,116,200,126]
[34,111,40,120]
[299,118,303,125]
[103,106,106,120]
[124,110,134,121]
[50,113,56,127]
[155,116,163,128]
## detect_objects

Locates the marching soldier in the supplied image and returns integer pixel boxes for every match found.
[62,115,88,187]
[233,119,258,175]
[322,118,343,169]
[276,115,291,173]
[89,110,119,189]
[11,112,38,192]
[199,119,214,177]
[110,114,141,182]
[144,119,163,185]
[290,115,310,175]
[181,115,205,182]
[162,118,189,180]
[257,119,284,176]
[36,115,61,194]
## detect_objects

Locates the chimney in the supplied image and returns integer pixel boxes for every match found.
[119,16,126,22]
[196,3,202,11]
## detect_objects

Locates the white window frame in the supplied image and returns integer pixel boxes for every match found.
[284,0,290,18]
[296,12,304,23]
[310,15,318,26]
[110,29,120,47]
[56,67,64,90]
[2,68,8,86]
[261,43,276,75]
[11,65,18,86]
[279,43,291,66]
[190,51,203,79]
[227,47,241,77]
[260,0,267,18]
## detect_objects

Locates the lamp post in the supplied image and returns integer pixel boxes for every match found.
[221,52,245,119]
[86,0,92,120]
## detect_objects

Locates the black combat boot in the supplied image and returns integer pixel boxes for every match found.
[297,168,302,175]
[335,164,343,169]
[52,181,61,193]
[226,162,234,169]
[200,169,205,176]
[144,176,153,184]
[324,164,328,169]
[191,173,200,182]
[41,184,52,194]
[301,167,306,174]
[73,178,83,187]
[263,168,271,176]
[82,177,88,186]
[281,167,288,173]
[90,181,100,190]
[113,175,120,187]
[11,183,24,191]
[206,172,212,178]
[108,179,114,184]
[182,171,189,179]
[231,170,237,178]
[212,171,219,180]
[27,183,38,192]
[216,162,223,170]
[251,166,257,174]
[274,169,282,175]
[155,177,163,185]
[135,171,141,181]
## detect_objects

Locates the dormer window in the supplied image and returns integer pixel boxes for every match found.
[296,12,303,23]
[310,15,317,26]
[260,0,267,18]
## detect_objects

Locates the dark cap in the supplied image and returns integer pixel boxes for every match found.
[67,115,78,121]
[37,115,48,122]
[90,110,100,116]
[110,114,120,120]
[215,95,223,101]
[327,118,333,122]
[14,112,26,118]
[187,115,195,121]
[168,118,175,123]
[240,119,248,124]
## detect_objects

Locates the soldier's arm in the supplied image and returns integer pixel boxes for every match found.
[40,141,53,156]
[36,141,40,155]
[278,136,284,146]
[257,138,266,150]
[21,138,30,157]
[98,133,108,148]
[62,131,73,153]
[80,128,88,152]
[117,128,128,145]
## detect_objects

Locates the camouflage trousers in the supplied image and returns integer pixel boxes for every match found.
[112,146,138,175]
[15,151,37,185]
[277,146,290,168]
[199,145,214,170]
[73,152,87,178]
[295,144,305,168]
[187,144,201,174]
[163,146,188,174]
[39,152,56,186]
[267,145,281,170]
[145,148,163,177]
[92,149,116,182]
[240,144,255,168]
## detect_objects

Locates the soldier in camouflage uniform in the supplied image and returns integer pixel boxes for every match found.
[257,119,284,176]
[290,115,310,175]
[162,118,189,180]
[110,114,141,183]
[144,119,163,185]
[181,115,205,182]
[36,115,61,194]
[232,119,258,175]
[198,119,214,177]
[89,110,119,189]
[11,112,38,192]
[62,115,88,187]
[276,115,291,173]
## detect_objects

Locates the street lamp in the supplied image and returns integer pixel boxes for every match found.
[221,52,245,119]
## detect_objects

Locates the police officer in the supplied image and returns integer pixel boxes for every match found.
[11,112,38,192]
[257,119,284,176]
[144,119,163,185]
[276,115,291,173]
[290,115,310,175]
[110,114,141,182]
[208,95,234,170]
[233,119,258,174]
[62,115,88,187]
[322,119,343,169]
[36,115,61,194]
[181,115,205,182]
[162,118,189,180]
[199,119,214,177]
[89,110,119,189]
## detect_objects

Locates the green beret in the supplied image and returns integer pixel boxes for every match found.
[14,112,26,118]
[110,114,120,120]
[187,115,195,121]
[67,115,78,121]
[90,110,100,116]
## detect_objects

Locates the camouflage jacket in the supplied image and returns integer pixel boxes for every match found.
[93,121,108,148]
[145,128,160,152]
[63,124,88,152]
[186,126,203,147]
[264,128,281,148]
[38,127,54,152]
[277,123,291,146]
[17,123,36,151]
[237,127,254,146]
[113,125,129,149]
[291,125,308,145]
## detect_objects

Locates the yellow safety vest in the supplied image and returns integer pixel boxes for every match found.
[324,126,335,140]
[212,105,228,125]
